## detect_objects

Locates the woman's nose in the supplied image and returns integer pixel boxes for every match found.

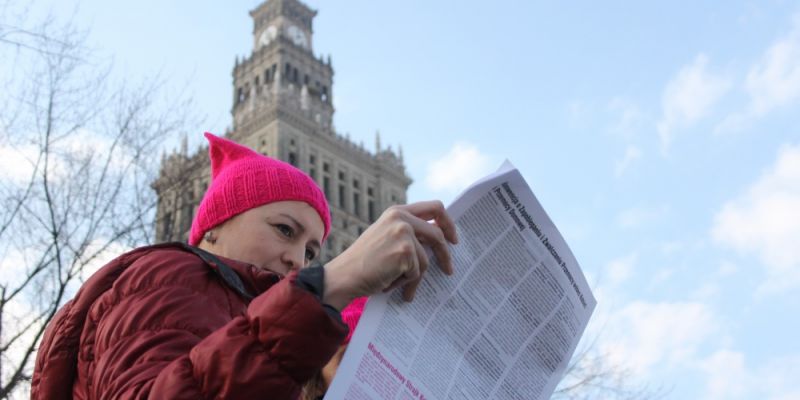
[282,246,305,271]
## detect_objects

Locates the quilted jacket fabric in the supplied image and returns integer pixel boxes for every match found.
[31,243,346,399]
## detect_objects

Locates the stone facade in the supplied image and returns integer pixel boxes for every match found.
[152,0,410,262]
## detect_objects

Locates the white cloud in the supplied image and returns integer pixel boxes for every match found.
[614,145,642,177]
[77,240,132,282]
[745,15,800,116]
[1,297,41,394]
[717,14,800,133]
[0,142,39,183]
[608,97,644,138]
[608,97,643,138]
[700,350,751,400]
[700,350,800,400]
[0,129,133,186]
[657,54,732,151]
[425,142,492,194]
[711,144,800,295]
[605,253,637,287]
[602,301,718,376]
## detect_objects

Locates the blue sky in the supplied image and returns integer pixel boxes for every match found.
[12,0,800,398]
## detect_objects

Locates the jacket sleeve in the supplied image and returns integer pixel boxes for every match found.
[88,255,347,400]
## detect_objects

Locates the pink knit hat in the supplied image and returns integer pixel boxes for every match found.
[341,297,367,344]
[189,132,330,246]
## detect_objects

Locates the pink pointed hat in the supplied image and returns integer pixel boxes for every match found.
[342,297,367,344]
[189,132,330,245]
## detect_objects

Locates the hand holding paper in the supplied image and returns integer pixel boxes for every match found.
[323,201,459,310]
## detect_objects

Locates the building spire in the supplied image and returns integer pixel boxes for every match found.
[181,133,188,156]
[375,130,381,153]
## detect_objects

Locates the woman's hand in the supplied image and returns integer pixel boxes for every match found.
[322,201,458,310]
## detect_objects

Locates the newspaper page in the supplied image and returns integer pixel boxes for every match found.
[324,161,597,400]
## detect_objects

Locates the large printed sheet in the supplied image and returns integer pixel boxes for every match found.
[325,162,597,400]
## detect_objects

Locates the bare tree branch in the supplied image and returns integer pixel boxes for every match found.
[0,2,196,397]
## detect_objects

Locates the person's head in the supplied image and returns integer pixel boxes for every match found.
[302,297,367,400]
[191,132,330,275]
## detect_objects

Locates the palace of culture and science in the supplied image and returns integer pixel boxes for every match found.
[152,0,410,261]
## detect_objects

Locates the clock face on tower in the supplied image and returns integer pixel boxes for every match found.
[286,24,308,49]
[259,25,278,47]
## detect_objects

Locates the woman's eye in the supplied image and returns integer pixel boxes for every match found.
[305,248,316,261]
[276,224,294,238]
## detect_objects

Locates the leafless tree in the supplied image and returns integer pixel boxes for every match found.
[552,333,667,400]
[0,2,194,398]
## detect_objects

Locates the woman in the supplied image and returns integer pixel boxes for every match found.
[31,133,457,399]
[301,297,367,400]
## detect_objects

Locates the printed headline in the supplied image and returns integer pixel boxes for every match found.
[493,182,588,308]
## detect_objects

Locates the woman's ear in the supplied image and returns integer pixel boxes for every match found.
[203,230,217,244]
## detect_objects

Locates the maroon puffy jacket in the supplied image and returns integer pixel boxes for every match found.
[31,243,346,399]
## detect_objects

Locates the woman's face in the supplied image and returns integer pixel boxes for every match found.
[210,201,324,275]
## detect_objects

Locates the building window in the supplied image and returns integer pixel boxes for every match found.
[310,168,316,180]
[353,179,359,189]
[353,192,360,216]
[288,152,297,166]
[304,74,309,85]
[323,162,330,172]
[368,200,375,223]
[309,154,316,164]
[338,184,346,209]
[338,171,345,180]
[323,176,330,199]
[181,203,193,235]
[285,63,291,77]
[367,187,373,196]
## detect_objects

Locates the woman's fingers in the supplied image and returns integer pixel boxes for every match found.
[401,213,453,275]
[400,201,458,245]
[382,236,422,294]
[402,238,429,301]
[324,200,458,304]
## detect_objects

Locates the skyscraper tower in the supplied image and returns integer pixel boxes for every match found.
[153,0,411,261]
